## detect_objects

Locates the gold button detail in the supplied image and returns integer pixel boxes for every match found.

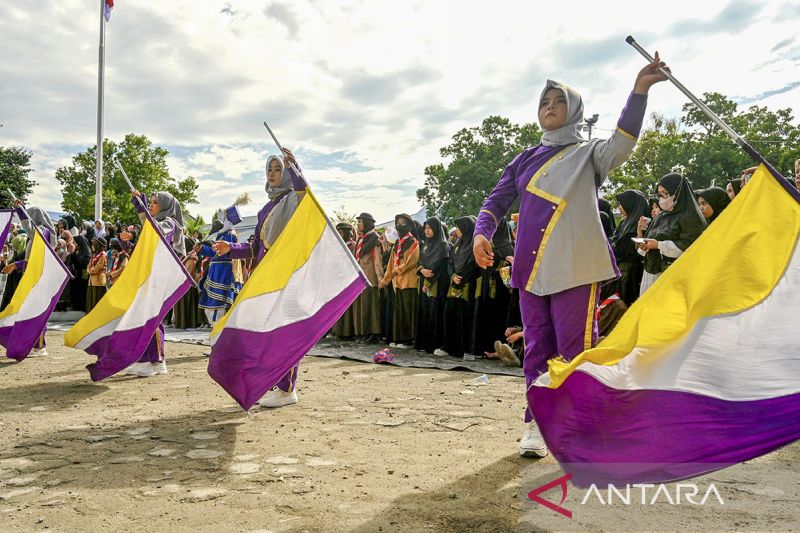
[540,228,545,232]
[552,206,557,210]
[532,251,537,255]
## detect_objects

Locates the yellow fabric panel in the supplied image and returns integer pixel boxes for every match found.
[211,191,326,336]
[64,220,160,347]
[0,231,46,320]
[546,164,800,387]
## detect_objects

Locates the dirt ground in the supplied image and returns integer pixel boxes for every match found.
[1,332,534,532]
[1,332,797,533]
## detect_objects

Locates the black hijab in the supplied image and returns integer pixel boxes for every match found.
[73,235,92,268]
[645,173,707,252]
[695,186,731,224]
[419,217,449,268]
[658,174,705,221]
[615,189,649,240]
[599,212,615,239]
[492,219,514,259]
[356,212,380,260]
[452,216,476,273]
[598,198,616,234]
[413,220,425,246]
[726,179,742,197]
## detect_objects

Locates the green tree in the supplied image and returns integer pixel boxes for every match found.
[184,214,207,241]
[0,146,36,207]
[604,114,692,196]
[607,93,800,199]
[332,206,357,228]
[417,116,542,222]
[55,134,198,223]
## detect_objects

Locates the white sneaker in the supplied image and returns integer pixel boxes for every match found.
[122,362,149,375]
[395,343,410,349]
[127,361,168,377]
[433,348,449,357]
[519,420,549,458]
[258,387,298,408]
[28,347,48,357]
[389,343,398,348]
[152,361,168,375]
[463,353,477,361]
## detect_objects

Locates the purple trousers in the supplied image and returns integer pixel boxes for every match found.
[275,364,299,392]
[521,283,599,422]
[138,323,165,363]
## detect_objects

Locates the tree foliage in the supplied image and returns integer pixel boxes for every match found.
[55,133,198,223]
[417,116,542,222]
[332,207,358,228]
[420,95,799,216]
[0,146,36,207]
[606,92,800,198]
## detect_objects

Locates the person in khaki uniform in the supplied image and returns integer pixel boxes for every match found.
[86,236,108,312]
[353,213,384,343]
[379,214,420,348]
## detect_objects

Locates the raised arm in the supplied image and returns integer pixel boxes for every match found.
[593,53,669,182]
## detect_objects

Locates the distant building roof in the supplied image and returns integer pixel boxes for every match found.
[375,208,428,229]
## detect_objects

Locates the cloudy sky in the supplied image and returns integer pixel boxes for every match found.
[2,0,799,224]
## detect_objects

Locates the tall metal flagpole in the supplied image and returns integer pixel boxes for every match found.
[95,0,106,222]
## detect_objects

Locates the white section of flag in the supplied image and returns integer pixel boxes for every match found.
[210,224,359,345]
[73,237,187,350]
[536,240,800,402]
[0,236,68,327]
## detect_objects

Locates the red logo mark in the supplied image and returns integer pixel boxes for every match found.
[528,472,572,518]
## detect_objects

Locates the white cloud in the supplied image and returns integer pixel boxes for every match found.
[2,0,798,223]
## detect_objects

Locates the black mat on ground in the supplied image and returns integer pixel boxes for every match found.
[48,323,524,377]
[308,339,524,377]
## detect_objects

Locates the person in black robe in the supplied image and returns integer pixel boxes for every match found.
[439,216,478,359]
[414,217,450,354]
[612,189,649,306]
[469,218,513,359]
[66,235,91,312]
[639,173,707,294]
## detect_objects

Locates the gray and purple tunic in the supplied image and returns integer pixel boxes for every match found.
[227,165,307,392]
[475,92,648,423]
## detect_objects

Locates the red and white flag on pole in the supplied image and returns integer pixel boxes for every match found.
[104,0,114,22]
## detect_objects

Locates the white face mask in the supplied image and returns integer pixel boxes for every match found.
[658,194,675,212]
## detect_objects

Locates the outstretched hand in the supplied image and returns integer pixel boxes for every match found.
[212,240,231,256]
[634,52,669,94]
[473,234,493,269]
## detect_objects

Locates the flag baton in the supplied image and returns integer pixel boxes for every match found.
[626,36,765,165]
[5,189,74,279]
[109,159,199,289]
[262,122,368,280]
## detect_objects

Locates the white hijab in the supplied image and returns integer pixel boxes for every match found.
[540,80,586,147]
[261,155,300,249]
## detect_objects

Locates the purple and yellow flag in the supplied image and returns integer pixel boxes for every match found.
[65,214,192,380]
[208,191,367,410]
[530,164,800,486]
[0,220,71,361]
